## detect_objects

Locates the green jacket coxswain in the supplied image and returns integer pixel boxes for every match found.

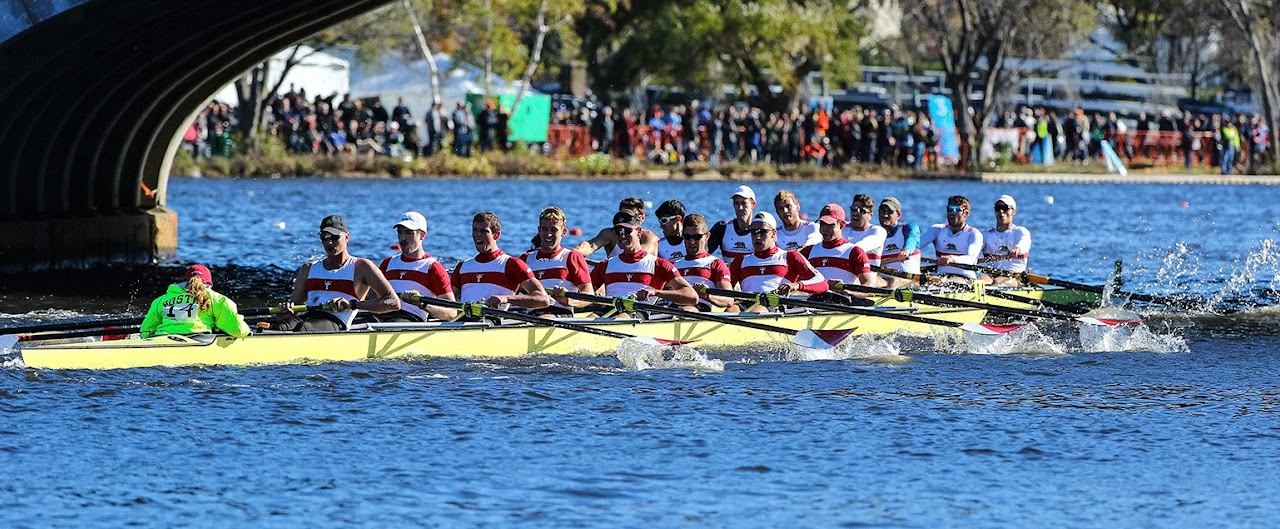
[139,283,251,338]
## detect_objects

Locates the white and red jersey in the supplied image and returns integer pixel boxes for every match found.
[590,249,682,298]
[922,224,983,279]
[983,224,1031,273]
[730,247,828,294]
[881,222,922,274]
[657,234,686,262]
[710,219,754,262]
[520,247,592,308]
[802,238,871,284]
[305,257,359,327]
[452,250,537,302]
[606,228,655,259]
[841,224,887,265]
[675,252,732,289]
[776,221,821,252]
[380,253,452,321]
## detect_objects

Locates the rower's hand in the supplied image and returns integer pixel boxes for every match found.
[774,282,797,295]
[693,283,709,300]
[936,255,954,266]
[634,288,657,302]
[484,295,509,309]
[399,290,422,303]
[278,301,300,314]
[550,287,569,304]
[328,298,352,312]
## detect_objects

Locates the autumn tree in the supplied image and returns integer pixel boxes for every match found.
[1217,0,1280,162]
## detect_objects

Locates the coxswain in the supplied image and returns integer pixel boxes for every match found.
[378,211,456,322]
[707,184,758,263]
[802,204,881,302]
[877,196,922,288]
[773,190,820,252]
[654,199,687,262]
[278,215,401,332]
[841,193,887,267]
[572,196,660,257]
[453,211,550,310]
[585,210,698,313]
[920,196,984,282]
[520,206,594,316]
[730,211,827,312]
[978,194,1031,286]
[140,264,250,339]
[674,213,737,311]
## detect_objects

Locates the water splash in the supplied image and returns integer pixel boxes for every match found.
[932,324,1067,356]
[787,333,905,362]
[1205,238,1280,310]
[614,341,724,372]
[1077,322,1188,353]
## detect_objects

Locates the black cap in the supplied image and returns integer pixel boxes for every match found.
[613,210,642,228]
[320,215,349,235]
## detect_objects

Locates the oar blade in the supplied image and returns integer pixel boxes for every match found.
[629,337,699,347]
[791,328,858,349]
[0,334,17,351]
[1077,317,1145,326]
[960,323,1027,336]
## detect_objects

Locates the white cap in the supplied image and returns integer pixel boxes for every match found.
[732,185,756,201]
[996,195,1017,210]
[394,211,428,232]
[752,211,778,230]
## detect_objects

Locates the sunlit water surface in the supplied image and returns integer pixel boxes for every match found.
[3,177,1280,527]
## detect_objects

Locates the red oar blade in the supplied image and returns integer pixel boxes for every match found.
[1077,317,1145,326]
[628,336,699,347]
[791,328,858,349]
[960,323,1027,336]
[652,338,698,346]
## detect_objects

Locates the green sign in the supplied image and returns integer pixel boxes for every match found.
[466,93,551,143]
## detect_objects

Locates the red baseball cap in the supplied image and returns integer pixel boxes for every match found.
[817,203,847,226]
[186,264,213,286]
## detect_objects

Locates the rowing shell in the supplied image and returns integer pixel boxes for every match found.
[18,305,984,370]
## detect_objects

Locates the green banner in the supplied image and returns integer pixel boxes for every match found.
[467,93,551,143]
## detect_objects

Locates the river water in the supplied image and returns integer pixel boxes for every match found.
[3,176,1280,527]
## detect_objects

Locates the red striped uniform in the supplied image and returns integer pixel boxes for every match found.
[802,238,871,283]
[520,247,592,308]
[675,252,731,289]
[305,257,359,327]
[730,247,828,294]
[590,250,681,298]
[380,253,452,321]
[452,250,537,302]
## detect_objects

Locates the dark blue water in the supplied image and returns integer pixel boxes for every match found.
[3,177,1280,527]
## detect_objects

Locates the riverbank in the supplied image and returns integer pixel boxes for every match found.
[172,148,1280,183]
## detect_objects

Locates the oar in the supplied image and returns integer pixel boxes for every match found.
[0,307,280,350]
[560,291,856,349]
[832,283,1142,327]
[9,326,141,343]
[924,259,1196,308]
[699,288,1020,337]
[411,295,689,348]
[871,264,1091,314]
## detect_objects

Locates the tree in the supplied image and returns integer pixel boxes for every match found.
[1102,0,1223,99]
[1217,0,1280,162]
[904,0,1094,170]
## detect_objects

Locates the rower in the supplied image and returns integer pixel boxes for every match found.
[453,211,551,311]
[378,211,456,322]
[802,204,881,303]
[278,215,401,332]
[878,196,922,288]
[572,196,660,258]
[654,199,687,262]
[978,194,1032,287]
[708,184,758,263]
[774,189,820,252]
[583,210,698,314]
[674,213,737,311]
[920,196,984,282]
[841,193,887,267]
[140,264,250,339]
[520,206,594,316]
[730,211,827,312]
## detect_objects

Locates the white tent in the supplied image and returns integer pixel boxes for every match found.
[349,52,538,121]
[211,45,351,105]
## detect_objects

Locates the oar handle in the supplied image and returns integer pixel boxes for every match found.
[834,283,1075,321]
[2,306,288,336]
[561,291,800,336]
[17,326,142,342]
[703,287,966,329]
[409,295,636,340]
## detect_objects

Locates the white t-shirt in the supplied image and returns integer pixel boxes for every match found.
[776,221,821,252]
[983,225,1031,273]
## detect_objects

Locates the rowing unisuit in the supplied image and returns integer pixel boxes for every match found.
[842,224,887,266]
[881,222,922,273]
[590,249,681,298]
[521,247,591,308]
[380,254,452,321]
[657,234,686,262]
[731,247,828,294]
[923,224,983,278]
[776,221,820,252]
[709,219,753,262]
[453,250,538,302]
[306,256,359,327]
[802,238,871,283]
[983,224,1031,273]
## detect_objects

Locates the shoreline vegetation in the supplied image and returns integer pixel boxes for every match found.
[172,144,1280,182]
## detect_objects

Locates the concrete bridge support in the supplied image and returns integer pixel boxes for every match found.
[0,0,394,271]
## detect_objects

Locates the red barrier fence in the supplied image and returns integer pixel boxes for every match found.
[986,127,1267,168]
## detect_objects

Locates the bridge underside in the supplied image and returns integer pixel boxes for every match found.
[0,0,393,271]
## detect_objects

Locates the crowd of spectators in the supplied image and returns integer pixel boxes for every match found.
[180,86,1273,175]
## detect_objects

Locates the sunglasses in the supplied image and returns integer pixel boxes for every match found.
[613,226,635,236]
[947,205,966,214]
[319,232,342,242]
[851,207,872,215]
[683,232,706,240]
[659,215,680,224]
[749,228,774,236]
[994,204,1011,212]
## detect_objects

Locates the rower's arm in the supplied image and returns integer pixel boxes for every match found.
[288,263,311,306]
[355,259,402,314]
[572,228,613,256]
[422,291,458,321]
[654,276,699,306]
[504,278,551,309]
[703,277,737,309]
[640,230,660,255]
